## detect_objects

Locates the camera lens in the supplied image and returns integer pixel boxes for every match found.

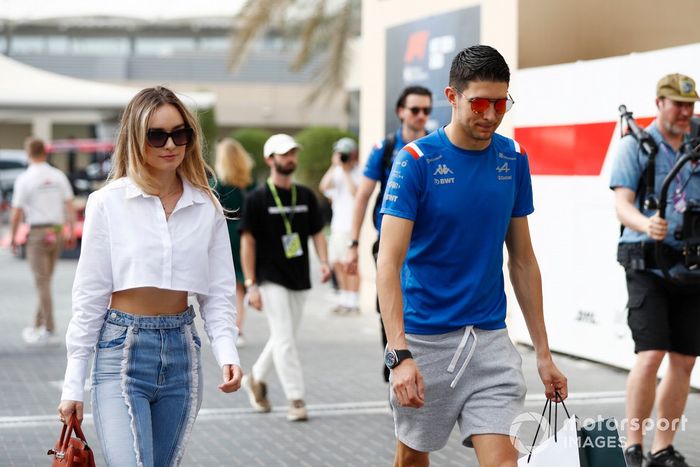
[340,153,350,163]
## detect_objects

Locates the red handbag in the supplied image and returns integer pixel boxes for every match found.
[47,416,96,467]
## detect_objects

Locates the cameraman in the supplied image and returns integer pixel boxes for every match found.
[611,73,700,467]
[320,137,361,313]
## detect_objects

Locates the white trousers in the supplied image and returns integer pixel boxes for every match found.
[252,282,308,400]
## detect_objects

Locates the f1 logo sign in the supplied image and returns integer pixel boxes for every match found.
[404,31,456,71]
[404,31,429,64]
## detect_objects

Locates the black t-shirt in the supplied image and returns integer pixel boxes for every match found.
[239,183,324,290]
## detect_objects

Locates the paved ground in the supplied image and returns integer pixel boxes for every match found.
[1,239,700,466]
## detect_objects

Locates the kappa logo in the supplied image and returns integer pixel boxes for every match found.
[433,164,454,176]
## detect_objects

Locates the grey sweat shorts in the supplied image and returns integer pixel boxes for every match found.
[390,326,526,452]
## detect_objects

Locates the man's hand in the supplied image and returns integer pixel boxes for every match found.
[218,364,243,393]
[247,287,262,311]
[344,247,359,275]
[536,355,568,401]
[647,213,668,241]
[391,359,425,408]
[320,262,332,283]
[64,233,77,250]
[58,400,84,424]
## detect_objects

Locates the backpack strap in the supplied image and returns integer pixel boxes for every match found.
[382,132,397,170]
[372,132,398,230]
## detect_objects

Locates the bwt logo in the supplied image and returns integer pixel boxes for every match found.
[403,31,456,82]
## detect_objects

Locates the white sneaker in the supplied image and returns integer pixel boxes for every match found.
[22,326,44,344]
[24,327,60,346]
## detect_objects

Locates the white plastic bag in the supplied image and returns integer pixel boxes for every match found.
[518,416,581,467]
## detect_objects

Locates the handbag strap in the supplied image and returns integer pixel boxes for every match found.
[61,415,88,452]
[57,422,69,451]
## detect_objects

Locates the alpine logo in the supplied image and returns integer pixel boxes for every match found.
[433,164,454,176]
[496,162,510,173]
[497,161,512,181]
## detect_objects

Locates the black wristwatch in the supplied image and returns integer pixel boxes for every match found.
[384,348,413,369]
[348,239,359,248]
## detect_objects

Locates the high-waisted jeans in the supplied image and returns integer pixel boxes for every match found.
[91,306,203,467]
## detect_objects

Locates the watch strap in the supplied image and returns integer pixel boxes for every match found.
[395,349,413,363]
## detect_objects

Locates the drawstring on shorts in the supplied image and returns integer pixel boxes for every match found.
[447,326,477,388]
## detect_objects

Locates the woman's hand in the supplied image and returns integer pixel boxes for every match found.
[218,364,243,393]
[58,400,84,424]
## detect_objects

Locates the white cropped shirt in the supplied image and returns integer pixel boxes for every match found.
[61,177,239,402]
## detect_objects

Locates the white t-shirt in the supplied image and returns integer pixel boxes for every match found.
[325,165,360,233]
[12,162,74,225]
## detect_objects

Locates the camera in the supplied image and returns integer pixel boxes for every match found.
[678,200,700,269]
[339,153,350,163]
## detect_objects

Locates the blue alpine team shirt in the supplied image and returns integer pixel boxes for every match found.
[380,127,534,334]
[363,128,405,232]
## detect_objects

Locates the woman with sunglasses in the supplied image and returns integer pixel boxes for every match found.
[58,86,242,466]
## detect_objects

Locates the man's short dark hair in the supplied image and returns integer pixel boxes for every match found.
[395,85,432,112]
[449,45,510,91]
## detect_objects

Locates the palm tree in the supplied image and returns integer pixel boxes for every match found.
[228,0,360,102]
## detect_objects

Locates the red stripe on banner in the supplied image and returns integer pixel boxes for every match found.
[514,122,618,176]
[405,145,421,160]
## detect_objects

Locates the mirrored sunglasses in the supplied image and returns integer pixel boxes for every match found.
[146,127,193,148]
[467,94,515,115]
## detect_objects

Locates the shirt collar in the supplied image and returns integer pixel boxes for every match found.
[123,176,208,205]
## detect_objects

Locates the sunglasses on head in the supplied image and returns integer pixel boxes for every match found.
[454,88,515,115]
[146,127,193,148]
[408,106,432,116]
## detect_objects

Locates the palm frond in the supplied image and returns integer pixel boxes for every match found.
[290,0,327,71]
[304,0,356,103]
[228,0,291,71]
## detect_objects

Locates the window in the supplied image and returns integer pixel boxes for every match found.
[135,38,196,55]
[10,36,44,54]
[71,37,130,56]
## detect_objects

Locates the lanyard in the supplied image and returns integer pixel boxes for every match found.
[267,178,296,235]
[659,143,684,189]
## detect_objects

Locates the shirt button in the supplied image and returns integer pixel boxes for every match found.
[110,312,117,319]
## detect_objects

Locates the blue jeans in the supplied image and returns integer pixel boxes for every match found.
[91,307,203,467]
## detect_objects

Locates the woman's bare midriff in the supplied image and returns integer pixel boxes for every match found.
[110,287,189,315]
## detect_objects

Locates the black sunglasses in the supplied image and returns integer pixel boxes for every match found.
[146,127,193,148]
[408,106,432,116]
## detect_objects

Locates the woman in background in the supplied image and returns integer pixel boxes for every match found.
[214,138,255,346]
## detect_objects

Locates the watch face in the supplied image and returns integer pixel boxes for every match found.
[384,350,397,369]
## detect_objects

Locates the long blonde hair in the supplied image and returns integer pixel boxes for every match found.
[109,86,217,203]
[215,138,253,189]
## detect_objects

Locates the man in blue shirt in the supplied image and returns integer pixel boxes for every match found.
[611,73,700,467]
[377,45,567,466]
[346,85,432,382]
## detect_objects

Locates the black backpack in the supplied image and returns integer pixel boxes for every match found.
[372,133,397,230]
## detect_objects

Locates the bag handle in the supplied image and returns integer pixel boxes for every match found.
[61,415,88,452]
[526,391,570,463]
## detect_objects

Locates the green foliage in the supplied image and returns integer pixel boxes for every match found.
[197,107,218,166]
[294,126,356,190]
[231,128,273,183]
